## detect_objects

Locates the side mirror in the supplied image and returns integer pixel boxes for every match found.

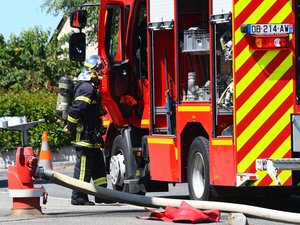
[69,33,86,61]
[70,10,87,29]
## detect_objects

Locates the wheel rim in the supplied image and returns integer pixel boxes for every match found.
[109,150,126,186]
[192,152,206,198]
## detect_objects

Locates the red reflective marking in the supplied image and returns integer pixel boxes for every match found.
[257,1,289,24]
[234,0,264,31]
[234,51,265,83]
[237,95,293,164]
[235,51,290,108]
[240,124,290,176]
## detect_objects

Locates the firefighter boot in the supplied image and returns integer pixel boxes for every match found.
[71,198,95,206]
[95,197,117,204]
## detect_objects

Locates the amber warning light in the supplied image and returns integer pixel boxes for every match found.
[254,35,288,50]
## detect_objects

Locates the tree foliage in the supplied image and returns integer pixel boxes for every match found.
[0,1,99,152]
[0,90,70,152]
[0,27,81,91]
[41,0,100,43]
[0,26,81,152]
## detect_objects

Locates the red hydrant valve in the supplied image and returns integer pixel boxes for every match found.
[7,147,45,216]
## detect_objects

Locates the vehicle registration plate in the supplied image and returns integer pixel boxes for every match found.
[247,24,293,35]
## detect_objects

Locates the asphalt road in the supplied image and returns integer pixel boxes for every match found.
[0,164,299,225]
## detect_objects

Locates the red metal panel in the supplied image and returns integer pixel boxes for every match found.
[147,136,179,182]
[210,138,235,186]
[176,103,212,132]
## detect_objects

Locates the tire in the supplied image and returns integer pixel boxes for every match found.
[187,136,211,200]
[109,135,128,191]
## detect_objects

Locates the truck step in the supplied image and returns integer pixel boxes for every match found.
[155,106,169,115]
[256,158,300,171]
[256,158,300,185]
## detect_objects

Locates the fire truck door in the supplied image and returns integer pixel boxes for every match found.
[104,5,134,118]
[131,2,147,80]
[148,0,176,134]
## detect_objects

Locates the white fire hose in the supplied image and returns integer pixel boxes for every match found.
[38,168,300,224]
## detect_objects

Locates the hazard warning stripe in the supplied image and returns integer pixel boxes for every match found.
[234,1,292,68]
[235,52,291,109]
[241,123,291,175]
[233,0,294,186]
[237,100,293,169]
[272,171,292,185]
[236,69,293,137]
[259,2,289,23]
[236,66,293,139]
[234,0,251,17]
[234,43,265,70]
[237,106,293,172]
[236,55,293,125]
[235,51,280,95]
[234,0,264,32]
[234,0,292,38]
[269,2,292,23]
[234,1,292,66]
[234,4,290,57]
[254,136,291,186]
[255,170,292,186]
[235,0,277,44]
[237,98,293,166]
[237,81,293,155]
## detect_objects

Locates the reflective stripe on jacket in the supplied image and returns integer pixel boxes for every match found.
[67,81,102,148]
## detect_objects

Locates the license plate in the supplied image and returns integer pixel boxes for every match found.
[248,24,293,35]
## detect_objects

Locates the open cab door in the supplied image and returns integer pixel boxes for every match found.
[99,3,139,127]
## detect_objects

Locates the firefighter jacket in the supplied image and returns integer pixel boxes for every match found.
[66,81,104,148]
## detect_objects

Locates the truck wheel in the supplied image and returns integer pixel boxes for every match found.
[187,136,211,200]
[110,135,127,191]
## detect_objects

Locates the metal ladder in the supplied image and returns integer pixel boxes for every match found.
[256,158,300,185]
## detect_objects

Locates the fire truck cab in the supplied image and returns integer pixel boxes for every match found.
[70,0,300,200]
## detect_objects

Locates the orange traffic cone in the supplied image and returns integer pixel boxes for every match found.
[38,131,53,170]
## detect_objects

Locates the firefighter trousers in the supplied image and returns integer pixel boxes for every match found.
[71,146,107,202]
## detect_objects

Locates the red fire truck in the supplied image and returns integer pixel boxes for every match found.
[69,0,300,200]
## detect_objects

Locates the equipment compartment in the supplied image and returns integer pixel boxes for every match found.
[183,30,209,53]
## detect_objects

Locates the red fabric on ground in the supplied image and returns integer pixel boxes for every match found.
[138,201,220,223]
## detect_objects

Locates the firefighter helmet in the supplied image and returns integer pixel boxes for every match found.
[83,55,102,71]
[77,55,102,82]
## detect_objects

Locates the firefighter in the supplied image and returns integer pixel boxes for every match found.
[63,55,108,205]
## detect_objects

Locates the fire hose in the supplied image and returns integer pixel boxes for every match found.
[36,168,300,224]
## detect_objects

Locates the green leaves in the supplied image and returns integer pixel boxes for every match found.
[0,26,81,91]
[0,90,71,152]
[0,25,80,153]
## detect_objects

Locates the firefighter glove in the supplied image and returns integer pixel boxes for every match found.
[63,125,71,135]
[120,95,137,106]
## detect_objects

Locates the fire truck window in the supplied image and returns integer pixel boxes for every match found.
[105,6,121,63]
[133,3,147,79]
[297,4,300,105]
